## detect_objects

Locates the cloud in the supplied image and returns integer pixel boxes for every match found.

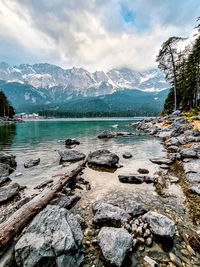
[0,0,199,71]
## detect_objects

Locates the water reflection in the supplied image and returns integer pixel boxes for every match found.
[0,124,16,150]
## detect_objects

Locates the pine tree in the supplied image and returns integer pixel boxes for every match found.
[0,91,15,118]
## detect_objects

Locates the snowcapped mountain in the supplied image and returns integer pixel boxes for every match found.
[0,62,169,113]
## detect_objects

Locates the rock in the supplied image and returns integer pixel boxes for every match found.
[116,132,133,136]
[0,163,11,178]
[144,256,158,267]
[125,200,147,217]
[88,150,119,168]
[0,152,16,167]
[73,214,86,229]
[185,173,200,183]
[188,184,200,196]
[160,164,170,170]
[15,205,83,267]
[65,138,80,146]
[172,110,181,117]
[142,211,175,239]
[0,183,19,203]
[169,252,182,266]
[58,149,86,162]
[138,168,149,174]
[34,179,53,189]
[50,194,81,209]
[92,201,131,226]
[183,159,200,173]
[169,176,179,183]
[150,157,174,165]
[0,176,10,186]
[24,158,40,168]
[122,152,132,159]
[146,237,153,246]
[97,130,116,139]
[167,146,179,153]
[166,137,180,147]
[180,148,197,159]
[98,227,132,267]
[118,174,155,184]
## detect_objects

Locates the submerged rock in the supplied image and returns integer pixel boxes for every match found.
[98,227,132,267]
[125,200,147,217]
[58,149,86,162]
[122,152,133,159]
[116,132,133,136]
[0,183,19,204]
[142,211,175,239]
[24,158,40,168]
[15,205,83,267]
[65,138,80,146]
[92,201,131,226]
[118,174,155,184]
[97,130,116,139]
[88,150,119,168]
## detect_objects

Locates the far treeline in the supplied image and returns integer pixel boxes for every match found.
[0,91,15,118]
[157,17,200,114]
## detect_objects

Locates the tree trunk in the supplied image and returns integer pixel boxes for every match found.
[169,45,178,110]
[0,157,87,249]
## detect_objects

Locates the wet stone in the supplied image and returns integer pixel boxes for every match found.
[122,152,133,159]
[50,194,81,209]
[125,200,147,217]
[0,182,20,204]
[24,158,40,168]
[59,149,86,162]
[88,150,119,168]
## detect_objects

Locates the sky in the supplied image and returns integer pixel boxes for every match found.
[0,0,199,72]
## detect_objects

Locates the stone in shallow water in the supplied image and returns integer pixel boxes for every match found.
[118,174,155,184]
[0,163,11,178]
[122,152,133,159]
[125,200,147,217]
[98,227,132,267]
[15,205,83,267]
[88,150,119,168]
[150,157,174,165]
[0,183,19,203]
[97,130,116,139]
[92,201,131,226]
[24,158,40,168]
[142,211,175,239]
[65,138,80,146]
[0,152,16,167]
[58,149,86,162]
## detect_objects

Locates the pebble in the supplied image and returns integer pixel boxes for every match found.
[169,252,182,266]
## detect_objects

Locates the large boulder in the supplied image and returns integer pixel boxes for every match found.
[88,150,119,168]
[97,130,116,139]
[15,205,83,267]
[24,158,40,168]
[92,201,131,226]
[142,211,175,239]
[58,150,86,162]
[125,200,147,217]
[0,183,19,204]
[0,152,16,167]
[98,227,132,267]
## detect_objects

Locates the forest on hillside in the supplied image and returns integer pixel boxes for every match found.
[0,91,15,118]
[157,17,200,113]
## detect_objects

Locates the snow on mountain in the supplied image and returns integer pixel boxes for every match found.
[0,62,169,108]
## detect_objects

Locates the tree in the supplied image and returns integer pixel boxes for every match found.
[0,91,15,118]
[156,37,185,111]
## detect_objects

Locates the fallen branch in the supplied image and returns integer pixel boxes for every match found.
[0,157,87,249]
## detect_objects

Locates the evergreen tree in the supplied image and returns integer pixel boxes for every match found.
[0,91,15,118]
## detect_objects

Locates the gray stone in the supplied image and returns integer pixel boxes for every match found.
[97,130,116,139]
[125,200,147,217]
[92,201,131,226]
[0,152,16,167]
[50,194,81,209]
[142,211,175,239]
[116,132,133,136]
[185,172,200,183]
[24,158,40,168]
[118,174,155,184]
[0,176,10,186]
[166,137,180,147]
[188,184,200,196]
[160,164,170,169]
[58,149,86,162]
[150,157,174,165]
[0,183,19,203]
[122,152,133,159]
[0,163,11,178]
[65,138,80,146]
[15,205,83,267]
[172,110,181,117]
[98,227,132,267]
[88,150,119,168]
[180,148,197,159]
[183,159,200,173]
[169,176,179,183]
[167,146,179,153]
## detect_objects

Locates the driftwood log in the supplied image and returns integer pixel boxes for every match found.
[0,157,87,249]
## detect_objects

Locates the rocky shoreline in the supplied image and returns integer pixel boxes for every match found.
[0,116,200,267]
